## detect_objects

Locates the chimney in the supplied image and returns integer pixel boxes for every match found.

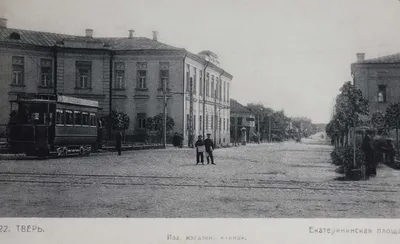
[356,53,365,62]
[85,28,93,38]
[0,18,7,28]
[152,31,158,41]
[128,29,134,39]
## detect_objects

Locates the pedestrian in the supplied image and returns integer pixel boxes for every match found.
[382,138,395,165]
[195,135,205,165]
[361,134,375,176]
[172,132,179,147]
[204,133,215,165]
[116,130,122,156]
[179,134,183,148]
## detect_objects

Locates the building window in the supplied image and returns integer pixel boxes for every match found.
[186,64,190,92]
[219,118,221,131]
[194,115,196,131]
[227,83,230,101]
[137,70,147,89]
[216,77,219,100]
[223,81,226,102]
[219,78,222,100]
[12,56,24,85]
[40,59,52,87]
[160,62,170,89]
[206,115,209,130]
[211,115,214,130]
[114,62,125,89]
[378,85,387,103]
[199,71,203,96]
[159,70,169,90]
[186,114,190,131]
[137,113,146,129]
[200,115,202,130]
[74,111,82,126]
[206,72,210,97]
[76,61,91,89]
[65,110,74,126]
[211,75,215,98]
[193,67,197,94]
[223,118,226,131]
[237,117,243,125]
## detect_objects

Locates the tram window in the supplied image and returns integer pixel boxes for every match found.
[90,113,96,127]
[82,112,89,126]
[74,111,82,126]
[65,110,73,126]
[56,110,64,125]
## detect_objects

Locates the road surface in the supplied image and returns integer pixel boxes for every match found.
[0,140,399,217]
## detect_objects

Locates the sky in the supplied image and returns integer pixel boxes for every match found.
[2,0,400,124]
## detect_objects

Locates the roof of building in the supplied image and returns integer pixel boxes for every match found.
[358,53,400,64]
[0,27,182,50]
[230,99,253,115]
[0,26,233,79]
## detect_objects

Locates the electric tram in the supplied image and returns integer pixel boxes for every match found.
[7,94,101,157]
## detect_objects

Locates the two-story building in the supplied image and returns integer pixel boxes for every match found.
[0,18,233,145]
[352,52,400,114]
[230,99,255,143]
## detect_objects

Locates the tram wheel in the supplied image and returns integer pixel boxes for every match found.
[79,147,84,156]
[62,147,68,156]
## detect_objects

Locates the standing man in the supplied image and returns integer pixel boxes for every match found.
[361,134,374,176]
[195,135,205,165]
[204,133,216,165]
[116,130,122,156]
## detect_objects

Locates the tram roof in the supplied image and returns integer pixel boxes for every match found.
[57,95,99,108]
[11,95,99,108]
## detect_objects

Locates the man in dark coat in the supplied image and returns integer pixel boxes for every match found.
[116,130,122,155]
[382,139,395,164]
[195,135,205,165]
[204,133,215,165]
[362,134,375,176]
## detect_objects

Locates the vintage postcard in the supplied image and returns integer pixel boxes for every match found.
[0,0,400,243]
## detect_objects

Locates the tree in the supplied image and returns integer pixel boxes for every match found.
[146,114,175,142]
[326,81,369,147]
[101,110,130,131]
[371,111,386,133]
[385,103,400,152]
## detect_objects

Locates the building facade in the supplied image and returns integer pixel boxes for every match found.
[0,18,233,145]
[352,52,400,114]
[230,99,255,143]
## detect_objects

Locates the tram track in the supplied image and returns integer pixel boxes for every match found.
[1,172,400,194]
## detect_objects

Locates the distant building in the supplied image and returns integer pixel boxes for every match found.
[0,18,233,145]
[230,99,255,143]
[352,52,400,114]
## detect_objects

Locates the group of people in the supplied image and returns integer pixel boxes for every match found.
[361,133,396,177]
[194,133,216,165]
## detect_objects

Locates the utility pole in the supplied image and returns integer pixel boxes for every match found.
[163,78,167,149]
[268,116,272,142]
[202,62,209,139]
[214,86,217,145]
[189,78,194,148]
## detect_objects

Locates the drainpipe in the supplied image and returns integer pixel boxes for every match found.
[108,51,114,140]
[53,45,57,96]
[182,50,188,142]
[218,70,225,146]
[202,61,210,139]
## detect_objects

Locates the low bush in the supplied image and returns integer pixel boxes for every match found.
[330,145,365,171]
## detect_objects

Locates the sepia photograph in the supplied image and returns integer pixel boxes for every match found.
[0,0,400,223]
